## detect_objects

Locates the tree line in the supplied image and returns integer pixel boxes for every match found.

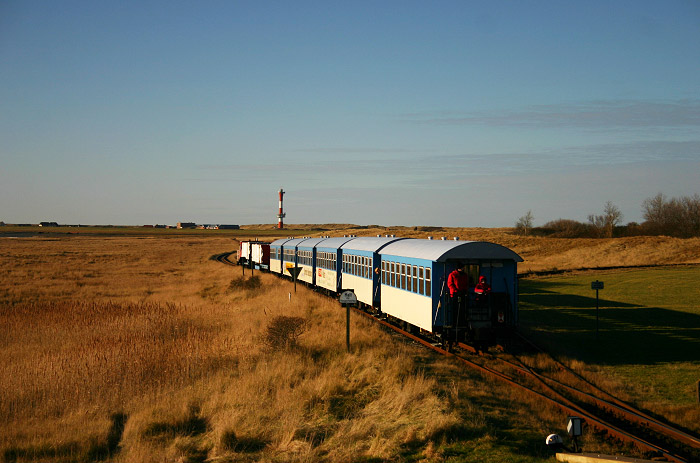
[515,193,700,238]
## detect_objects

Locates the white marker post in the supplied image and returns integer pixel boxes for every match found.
[591,280,604,339]
[339,290,357,352]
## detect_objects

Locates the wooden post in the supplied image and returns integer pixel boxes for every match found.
[346,305,350,352]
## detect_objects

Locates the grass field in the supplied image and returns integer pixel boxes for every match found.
[1,234,573,463]
[1,229,698,462]
[519,267,700,431]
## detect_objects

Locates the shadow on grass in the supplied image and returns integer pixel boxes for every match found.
[220,430,270,453]
[141,405,208,440]
[520,280,700,365]
[3,413,127,463]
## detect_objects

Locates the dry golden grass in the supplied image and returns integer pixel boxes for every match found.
[4,232,686,462]
[5,235,540,462]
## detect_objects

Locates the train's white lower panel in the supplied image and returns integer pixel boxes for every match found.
[381,286,433,332]
[341,274,373,306]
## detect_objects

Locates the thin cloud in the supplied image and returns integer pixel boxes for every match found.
[187,140,700,189]
[403,99,700,129]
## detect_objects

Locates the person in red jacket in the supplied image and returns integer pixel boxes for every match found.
[448,266,470,297]
[448,265,470,328]
[474,276,491,296]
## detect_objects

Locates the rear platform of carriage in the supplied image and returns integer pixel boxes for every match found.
[378,239,523,344]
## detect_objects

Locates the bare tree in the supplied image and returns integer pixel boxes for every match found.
[515,210,534,236]
[588,201,623,238]
[642,192,667,227]
[642,193,700,237]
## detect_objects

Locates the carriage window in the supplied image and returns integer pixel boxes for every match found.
[412,266,418,293]
[418,267,424,295]
[425,268,431,297]
[401,264,406,289]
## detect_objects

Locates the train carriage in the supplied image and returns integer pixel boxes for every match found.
[313,237,355,293]
[251,242,270,270]
[339,237,406,307]
[379,239,523,341]
[270,238,295,274]
[277,238,312,278]
[295,238,329,285]
[238,240,252,265]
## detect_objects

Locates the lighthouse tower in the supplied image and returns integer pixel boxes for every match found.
[277,188,286,229]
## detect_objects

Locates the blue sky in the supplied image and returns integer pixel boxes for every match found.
[1,1,699,227]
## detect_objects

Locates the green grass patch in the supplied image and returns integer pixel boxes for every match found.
[519,266,700,406]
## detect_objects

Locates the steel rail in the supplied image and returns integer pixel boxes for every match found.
[212,252,237,266]
[504,356,700,451]
[512,334,700,451]
[349,308,689,463]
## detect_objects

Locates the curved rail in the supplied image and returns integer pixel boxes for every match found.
[210,252,237,266]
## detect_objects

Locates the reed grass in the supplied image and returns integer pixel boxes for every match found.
[3,234,687,462]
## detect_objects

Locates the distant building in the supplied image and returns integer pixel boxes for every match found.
[177,222,196,229]
[39,222,59,227]
[0,221,4,227]
[218,224,240,230]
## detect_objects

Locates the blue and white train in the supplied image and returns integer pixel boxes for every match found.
[268,235,523,344]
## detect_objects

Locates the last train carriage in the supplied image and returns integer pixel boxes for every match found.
[378,239,523,343]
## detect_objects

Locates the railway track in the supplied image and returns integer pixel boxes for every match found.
[217,258,700,462]
[211,251,237,266]
[351,308,700,462]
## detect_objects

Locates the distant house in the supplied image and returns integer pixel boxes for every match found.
[39,222,59,227]
[0,221,5,227]
[218,224,240,230]
[177,222,197,229]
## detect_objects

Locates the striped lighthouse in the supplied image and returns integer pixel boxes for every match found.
[277,188,286,229]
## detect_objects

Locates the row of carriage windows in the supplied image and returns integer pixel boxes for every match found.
[382,261,431,297]
[317,251,336,270]
[297,250,312,266]
[343,254,372,279]
[270,250,431,296]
